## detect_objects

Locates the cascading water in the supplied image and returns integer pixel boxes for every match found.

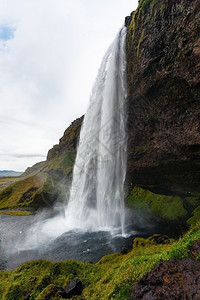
[64,27,127,235]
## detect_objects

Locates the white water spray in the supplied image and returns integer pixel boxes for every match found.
[64,27,127,234]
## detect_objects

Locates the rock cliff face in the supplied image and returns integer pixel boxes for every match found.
[125,0,200,193]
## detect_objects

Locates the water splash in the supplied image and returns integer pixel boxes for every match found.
[64,27,127,235]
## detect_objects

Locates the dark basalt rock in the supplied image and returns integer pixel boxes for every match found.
[63,278,83,298]
[125,15,132,27]
[190,239,200,258]
[131,258,200,300]
[126,0,200,193]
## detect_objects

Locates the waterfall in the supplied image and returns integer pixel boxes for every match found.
[64,27,127,235]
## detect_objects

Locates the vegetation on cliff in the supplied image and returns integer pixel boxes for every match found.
[126,186,200,227]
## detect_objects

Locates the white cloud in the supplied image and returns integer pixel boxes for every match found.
[0,0,138,171]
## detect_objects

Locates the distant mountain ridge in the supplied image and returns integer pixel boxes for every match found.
[0,170,23,177]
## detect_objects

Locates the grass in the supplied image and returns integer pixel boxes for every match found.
[0,174,47,210]
[0,177,20,191]
[0,210,31,216]
[0,151,75,211]
[44,151,75,176]
[187,205,200,226]
[0,224,199,300]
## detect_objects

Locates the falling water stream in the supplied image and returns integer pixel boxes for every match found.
[64,26,127,235]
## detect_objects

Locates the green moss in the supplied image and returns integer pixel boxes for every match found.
[185,196,200,207]
[3,283,23,300]
[136,30,146,57]
[0,225,199,299]
[133,234,172,249]
[126,186,187,220]
[0,210,31,216]
[187,205,200,226]
[44,151,75,176]
[35,284,62,300]
[168,224,200,259]
[139,0,151,13]
[0,174,47,210]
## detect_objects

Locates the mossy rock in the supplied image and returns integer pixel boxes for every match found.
[35,284,65,300]
[133,234,172,248]
[126,186,187,221]
[187,205,200,226]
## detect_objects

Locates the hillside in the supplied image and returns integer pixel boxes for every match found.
[0,116,83,209]
[0,171,23,177]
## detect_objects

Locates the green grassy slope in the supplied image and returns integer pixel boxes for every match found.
[0,224,199,300]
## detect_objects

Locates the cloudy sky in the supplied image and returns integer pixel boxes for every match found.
[0,0,138,172]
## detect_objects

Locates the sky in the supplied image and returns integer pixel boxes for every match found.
[0,0,138,172]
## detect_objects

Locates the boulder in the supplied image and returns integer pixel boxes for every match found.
[131,258,200,299]
[64,278,83,298]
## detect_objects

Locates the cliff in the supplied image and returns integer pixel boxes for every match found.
[126,0,200,191]
[0,116,83,209]
[125,0,200,227]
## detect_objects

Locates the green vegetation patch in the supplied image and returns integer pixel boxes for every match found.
[44,151,75,176]
[126,186,187,220]
[0,177,20,191]
[0,210,31,216]
[187,205,200,226]
[0,151,76,210]
[139,0,151,13]
[0,225,199,300]
[0,174,47,210]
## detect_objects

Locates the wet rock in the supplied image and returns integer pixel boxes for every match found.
[64,278,83,298]
[24,292,31,300]
[190,239,200,258]
[131,258,200,300]
[146,234,171,245]
[125,15,132,27]
[120,248,129,255]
